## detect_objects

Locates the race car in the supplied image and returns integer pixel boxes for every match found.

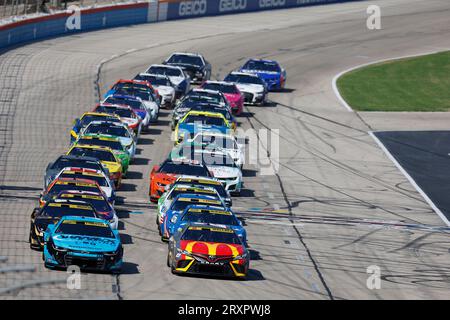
[190,149,243,195]
[82,121,136,159]
[189,132,244,169]
[186,104,237,131]
[75,134,130,175]
[160,193,226,241]
[167,223,249,279]
[149,159,212,202]
[43,216,123,273]
[104,79,160,121]
[239,59,286,91]
[70,112,122,143]
[200,81,244,115]
[39,178,105,207]
[52,167,115,204]
[163,52,212,84]
[44,155,109,189]
[66,144,123,188]
[29,199,97,250]
[165,205,246,244]
[156,184,225,227]
[174,110,234,145]
[167,175,232,207]
[134,73,176,108]
[93,104,142,138]
[224,71,268,105]
[55,190,118,230]
[146,64,190,99]
[103,94,151,129]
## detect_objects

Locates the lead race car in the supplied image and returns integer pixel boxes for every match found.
[163,52,212,84]
[43,216,123,273]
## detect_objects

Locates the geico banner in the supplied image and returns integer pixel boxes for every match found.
[163,0,362,20]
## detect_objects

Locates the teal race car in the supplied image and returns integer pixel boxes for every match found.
[43,216,123,273]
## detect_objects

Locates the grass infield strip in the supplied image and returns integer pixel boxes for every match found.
[336,51,450,112]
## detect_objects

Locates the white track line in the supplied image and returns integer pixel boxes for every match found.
[332,49,450,112]
[369,131,450,227]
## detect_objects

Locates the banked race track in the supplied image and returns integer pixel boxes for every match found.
[0,0,450,299]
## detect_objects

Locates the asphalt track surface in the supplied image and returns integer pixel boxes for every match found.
[0,0,450,300]
[375,131,450,221]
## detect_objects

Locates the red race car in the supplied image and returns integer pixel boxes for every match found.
[149,159,213,202]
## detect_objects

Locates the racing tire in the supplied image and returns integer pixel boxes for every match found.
[166,252,171,268]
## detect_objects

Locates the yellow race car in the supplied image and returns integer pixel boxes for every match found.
[66,144,123,188]
[174,110,234,145]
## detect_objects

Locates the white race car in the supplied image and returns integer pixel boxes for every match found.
[224,71,268,105]
[135,73,176,108]
[194,150,242,195]
[189,132,245,169]
[146,64,190,99]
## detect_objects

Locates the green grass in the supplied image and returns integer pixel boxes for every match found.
[336,51,450,111]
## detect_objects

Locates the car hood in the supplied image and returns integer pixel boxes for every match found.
[142,101,159,112]
[152,173,178,185]
[235,83,265,93]
[168,76,184,86]
[241,69,279,79]
[155,86,174,95]
[208,166,240,179]
[52,234,118,252]
[223,93,241,102]
[133,109,148,119]
[180,240,243,258]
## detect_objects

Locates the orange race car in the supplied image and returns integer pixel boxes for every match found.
[149,159,213,202]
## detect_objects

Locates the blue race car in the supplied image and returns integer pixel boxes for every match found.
[167,204,247,245]
[159,193,226,241]
[43,216,123,273]
[239,59,286,91]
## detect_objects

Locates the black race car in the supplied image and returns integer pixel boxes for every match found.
[163,52,212,84]
[29,199,97,250]
[167,223,249,279]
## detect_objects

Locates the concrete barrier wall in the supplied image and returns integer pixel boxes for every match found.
[0,0,363,50]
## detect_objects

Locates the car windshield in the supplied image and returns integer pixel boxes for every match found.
[55,220,114,238]
[105,97,142,110]
[190,106,231,120]
[51,158,102,172]
[167,54,203,66]
[48,183,100,196]
[147,66,182,77]
[159,162,211,176]
[135,75,172,86]
[169,188,215,200]
[182,210,238,226]
[196,152,237,168]
[77,138,124,151]
[181,227,241,244]
[115,88,153,102]
[69,147,116,162]
[96,105,135,118]
[58,172,108,187]
[243,60,280,72]
[85,124,130,138]
[203,83,238,94]
[173,182,227,198]
[194,135,237,149]
[42,203,96,218]
[183,115,225,127]
[57,194,111,212]
[80,115,117,127]
[225,74,265,85]
[188,91,223,102]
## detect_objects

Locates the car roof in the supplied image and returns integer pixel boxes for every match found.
[174,193,221,200]
[138,72,170,80]
[229,71,260,77]
[204,80,234,86]
[87,120,127,127]
[79,134,120,142]
[191,88,221,95]
[106,94,142,101]
[72,144,114,152]
[56,154,101,163]
[170,52,203,57]
[149,64,183,71]
[57,190,105,197]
